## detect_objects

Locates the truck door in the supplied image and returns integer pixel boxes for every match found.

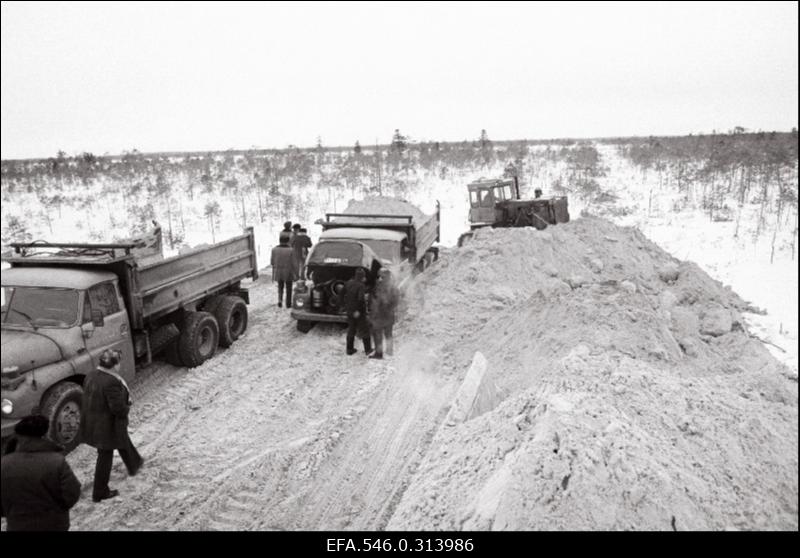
[82,280,135,383]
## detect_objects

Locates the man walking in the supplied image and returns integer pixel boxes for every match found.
[271,234,295,308]
[368,268,400,359]
[1,415,81,531]
[79,349,143,503]
[343,268,372,355]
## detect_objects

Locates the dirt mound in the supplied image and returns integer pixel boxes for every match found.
[342,196,426,219]
[389,217,798,530]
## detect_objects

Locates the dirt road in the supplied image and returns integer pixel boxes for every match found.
[64,272,458,531]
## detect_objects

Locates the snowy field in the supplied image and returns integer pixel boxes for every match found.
[1,140,797,531]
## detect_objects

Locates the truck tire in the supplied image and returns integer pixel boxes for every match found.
[296,320,315,333]
[215,296,248,347]
[424,250,436,267]
[178,311,219,368]
[203,295,225,316]
[40,382,83,453]
[163,340,184,366]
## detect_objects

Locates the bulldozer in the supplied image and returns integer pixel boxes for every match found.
[457,176,570,246]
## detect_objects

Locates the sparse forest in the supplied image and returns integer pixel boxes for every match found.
[1,130,797,260]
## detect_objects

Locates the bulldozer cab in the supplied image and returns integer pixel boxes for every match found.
[467,178,518,228]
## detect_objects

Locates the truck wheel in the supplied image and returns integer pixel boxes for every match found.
[457,232,473,247]
[163,340,184,366]
[215,296,248,347]
[178,311,219,368]
[296,320,315,333]
[41,382,83,453]
[203,295,225,316]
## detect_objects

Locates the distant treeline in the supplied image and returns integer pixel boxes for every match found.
[1,130,797,259]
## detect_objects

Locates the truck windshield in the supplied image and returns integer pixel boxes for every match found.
[360,240,402,264]
[1,286,79,328]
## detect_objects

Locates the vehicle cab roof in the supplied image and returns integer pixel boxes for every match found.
[1,266,117,289]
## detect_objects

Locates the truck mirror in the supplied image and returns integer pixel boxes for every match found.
[81,322,95,339]
[91,309,105,327]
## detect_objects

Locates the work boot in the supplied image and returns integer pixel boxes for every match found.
[128,458,144,477]
[386,339,394,356]
[278,302,282,308]
[92,489,119,503]
[363,338,373,354]
[369,352,383,360]
[346,336,356,355]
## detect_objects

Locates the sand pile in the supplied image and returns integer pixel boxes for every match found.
[388,217,798,530]
[341,196,427,220]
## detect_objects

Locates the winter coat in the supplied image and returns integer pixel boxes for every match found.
[1,436,81,531]
[271,244,296,282]
[369,281,400,329]
[78,367,131,450]
[343,277,367,317]
[291,234,313,275]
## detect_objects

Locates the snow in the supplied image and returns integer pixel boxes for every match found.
[1,139,797,531]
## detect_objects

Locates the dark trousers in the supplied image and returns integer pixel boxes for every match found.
[346,315,372,353]
[372,324,394,356]
[277,280,292,307]
[92,434,142,499]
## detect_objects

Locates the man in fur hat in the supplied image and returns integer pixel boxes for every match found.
[1,415,81,530]
[79,349,143,502]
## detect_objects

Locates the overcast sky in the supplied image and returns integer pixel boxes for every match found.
[1,1,797,159]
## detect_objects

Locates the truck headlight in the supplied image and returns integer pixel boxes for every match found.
[1,399,12,415]
[295,299,304,308]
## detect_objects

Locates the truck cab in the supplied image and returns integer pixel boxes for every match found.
[1,267,135,451]
[290,231,385,332]
[468,178,519,228]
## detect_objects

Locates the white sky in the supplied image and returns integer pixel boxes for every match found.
[1,0,798,159]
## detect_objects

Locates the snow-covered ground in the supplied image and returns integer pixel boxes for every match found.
[1,140,797,531]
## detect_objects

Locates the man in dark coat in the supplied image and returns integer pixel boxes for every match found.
[271,235,296,308]
[368,268,400,359]
[343,268,372,355]
[79,349,143,502]
[1,415,81,531]
[279,221,292,245]
[291,226,313,280]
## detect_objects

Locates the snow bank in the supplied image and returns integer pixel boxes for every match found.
[389,217,798,530]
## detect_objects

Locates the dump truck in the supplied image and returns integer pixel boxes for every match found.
[457,176,570,246]
[1,227,258,451]
[291,198,440,332]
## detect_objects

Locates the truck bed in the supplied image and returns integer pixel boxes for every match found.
[136,231,257,324]
[6,228,258,330]
[321,204,440,264]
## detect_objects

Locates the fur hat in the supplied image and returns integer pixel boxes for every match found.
[14,414,49,438]
[99,349,121,369]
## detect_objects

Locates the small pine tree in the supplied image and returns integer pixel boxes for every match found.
[391,129,407,152]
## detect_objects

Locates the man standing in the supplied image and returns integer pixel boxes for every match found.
[291,226,313,280]
[280,221,293,244]
[271,234,295,308]
[290,223,301,247]
[368,268,400,359]
[79,349,143,503]
[343,268,372,355]
[1,415,81,531]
